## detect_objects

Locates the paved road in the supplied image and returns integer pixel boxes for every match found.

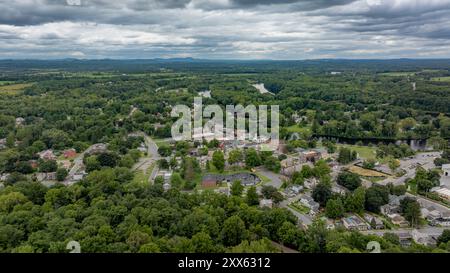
[64,144,100,186]
[363,226,447,236]
[406,192,450,213]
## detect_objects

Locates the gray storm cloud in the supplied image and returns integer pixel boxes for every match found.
[0,0,450,59]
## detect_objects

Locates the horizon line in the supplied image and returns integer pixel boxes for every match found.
[1,57,450,62]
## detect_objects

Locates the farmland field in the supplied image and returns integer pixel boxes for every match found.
[379,72,416,77]
[431,76,450,82]
[0,83,33,95]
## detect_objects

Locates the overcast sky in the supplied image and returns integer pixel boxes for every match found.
[1,0,450,59]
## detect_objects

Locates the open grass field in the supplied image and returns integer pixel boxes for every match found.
[0,81,15,86]
[348,165,387,177]
[379,72,416,77]
[0,83,33,95]
[431,76,450,82]
[286,124,311,134]
[336,144,377,160]
[153,138,171,147]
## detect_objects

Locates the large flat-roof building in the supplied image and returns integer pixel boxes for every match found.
[443,164,450,177]
[432,187,450,200]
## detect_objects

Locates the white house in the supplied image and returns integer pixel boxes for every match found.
[259,199,273,208]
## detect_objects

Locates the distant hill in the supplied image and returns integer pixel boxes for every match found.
[1,58,450,73]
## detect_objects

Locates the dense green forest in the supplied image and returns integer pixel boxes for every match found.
[2,176,447,253]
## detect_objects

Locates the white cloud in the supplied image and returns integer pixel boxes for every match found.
[0,0,449,59]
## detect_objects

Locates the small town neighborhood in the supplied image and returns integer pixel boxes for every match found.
[2,117,449,250]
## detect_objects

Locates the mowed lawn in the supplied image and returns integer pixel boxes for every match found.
[286,124,311,134]
[153,138,171,148]
[336,144,377,160]
[132,163,155,185]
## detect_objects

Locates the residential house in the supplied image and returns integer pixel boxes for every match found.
[280,157,299,176]
[425,209,450,227]
[137,143,147,153]
[15,117,25,126]
[380,195,407,216]
[304,178,319,190]
[397,233,413,247]
[158,170,172,183]
[388,194,407,206]
[65,170,88,182]
[435,212,450,227]
[284,185,303,197]
[388,214,409,227]
[87,143,108,155]
[59,160,72,170]
[342,215,369,231]
[298,149,322,163]
[163,182,171,191]
[332,184,348,195]
[299,195,320,215]
[412,229,438,247]
[29,160,38,169]
[63,149,77,159]
[0,173,10,182]
[215,187,230,196]
[36,172,57,182]
[421,206,441,221]
[363,214,384,230]
[259,199,273,208]
[380,204,401,215]
[38,149,57,161]
[0,138,6,149]
[72,171,87,181]
[198,90,211,98]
